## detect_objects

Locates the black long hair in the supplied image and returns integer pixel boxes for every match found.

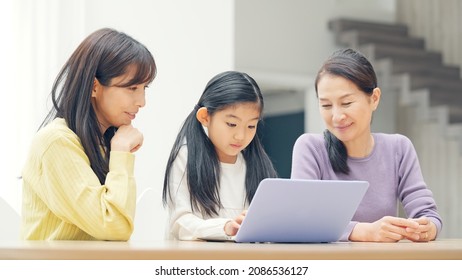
[41,28,157,184]
[315,48,377,174]
[163,71,278,216]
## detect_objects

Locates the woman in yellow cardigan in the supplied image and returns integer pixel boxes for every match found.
[21,28,157,240]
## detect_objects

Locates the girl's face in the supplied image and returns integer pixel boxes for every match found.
[317,74,380,148]
[91,72,147,132]
[201,102,261,164]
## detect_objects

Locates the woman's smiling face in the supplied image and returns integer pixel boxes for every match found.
[317,74,380,146]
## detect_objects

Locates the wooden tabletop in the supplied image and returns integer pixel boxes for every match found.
[1,239,462,260]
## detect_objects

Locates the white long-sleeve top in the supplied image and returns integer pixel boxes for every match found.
[166,145,247,241]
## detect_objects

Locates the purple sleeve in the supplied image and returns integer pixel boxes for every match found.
[397,136,443,235]
[291,134,324,180]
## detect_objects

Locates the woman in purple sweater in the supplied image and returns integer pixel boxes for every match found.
[291,48,442,242]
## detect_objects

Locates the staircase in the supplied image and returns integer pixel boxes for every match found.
[329,18,462,238]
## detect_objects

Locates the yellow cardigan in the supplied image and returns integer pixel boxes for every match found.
[21,118,136,240]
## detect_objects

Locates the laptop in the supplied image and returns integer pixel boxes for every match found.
[234,178,369,243]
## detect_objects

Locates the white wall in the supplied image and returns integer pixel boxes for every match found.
[2,0,398,240]
[1,0,19,217]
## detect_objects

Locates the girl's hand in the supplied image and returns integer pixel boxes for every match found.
[111,124,144,153]
[224,210,247,236]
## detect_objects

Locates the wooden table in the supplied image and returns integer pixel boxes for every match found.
[1,239,462,260]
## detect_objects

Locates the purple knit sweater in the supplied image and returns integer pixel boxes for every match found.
[291,133,442,241]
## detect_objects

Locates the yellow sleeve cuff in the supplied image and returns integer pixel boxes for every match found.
[109,151,135,176]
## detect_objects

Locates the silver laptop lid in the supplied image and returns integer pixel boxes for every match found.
[234,178,369,243]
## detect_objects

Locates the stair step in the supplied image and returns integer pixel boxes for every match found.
[427,91,462,124]
[371,44,442,64]
[338,30,425,49]
[448,108,462,123]
[430,90,462,105]
[429,91,462,123]
[390,60,461,79]
[329,18,409,37]
[411,76,462,92]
